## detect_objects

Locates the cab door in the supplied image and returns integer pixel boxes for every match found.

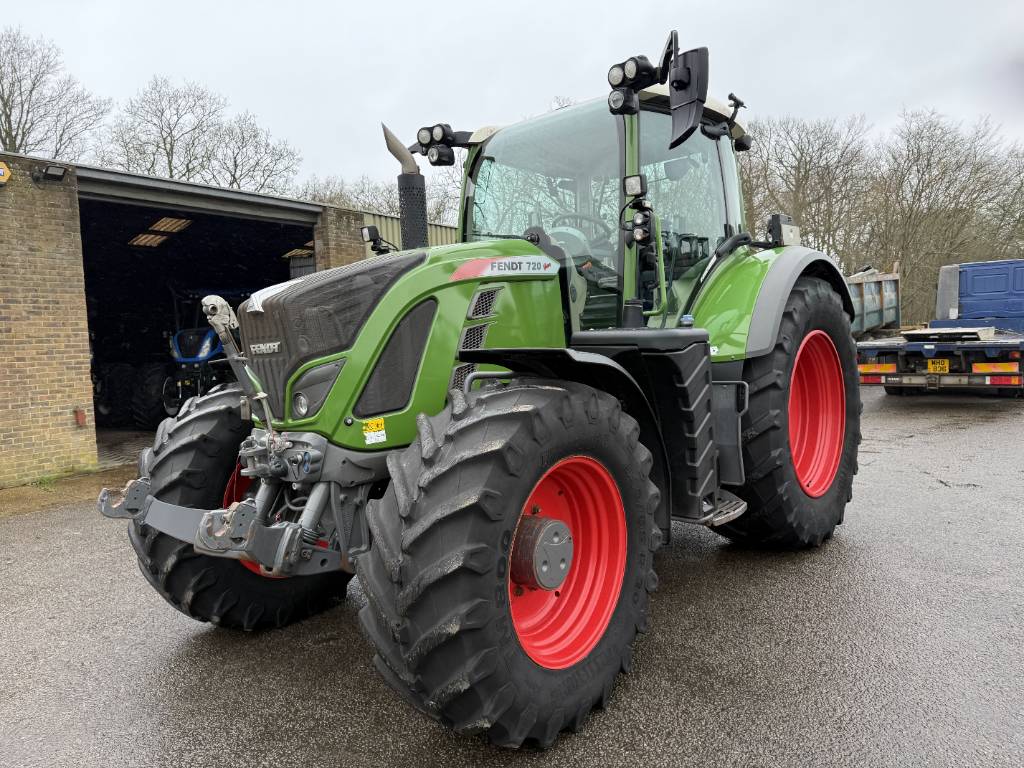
[637,108,734,325]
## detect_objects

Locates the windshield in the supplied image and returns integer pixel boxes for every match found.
[466,100,622,328]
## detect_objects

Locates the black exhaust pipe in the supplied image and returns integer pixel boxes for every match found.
[383,124,429,251]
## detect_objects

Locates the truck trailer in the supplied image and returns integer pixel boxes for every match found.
[858,259,1024,396]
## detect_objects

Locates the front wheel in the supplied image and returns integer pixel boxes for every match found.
[129,385,351,630]
[357,380,661,748]
[718,276,861,548]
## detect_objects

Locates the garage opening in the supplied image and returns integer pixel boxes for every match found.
[79,197,315,465]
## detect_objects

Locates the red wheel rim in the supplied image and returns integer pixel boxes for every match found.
[508,456,627,670]
[222,462,266,577]
[788,329,846,497]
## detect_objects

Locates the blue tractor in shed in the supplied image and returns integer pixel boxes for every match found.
[132,288,247,428]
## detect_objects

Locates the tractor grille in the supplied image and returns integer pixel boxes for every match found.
[460,323,489,351]
[353,299,437,417]
[468,287,501,319]
[450,363,476,392]
[237,251,425,417]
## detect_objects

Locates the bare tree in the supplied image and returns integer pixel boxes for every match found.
[865,111,1018,321]
[0,26,110,159]
[296,162,463,227]
[740,110,1023,323]
[206,111,300,194]
[739,114,873,270]
[295,174,352,206]
[99,77,225,181]
[99,76,299,192]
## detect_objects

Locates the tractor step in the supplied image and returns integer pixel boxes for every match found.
[707,498,747,527]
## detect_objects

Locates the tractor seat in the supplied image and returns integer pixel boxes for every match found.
[571,327,708,352]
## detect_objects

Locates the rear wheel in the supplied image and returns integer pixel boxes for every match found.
[161,374,184,417]
[357,380,660,748]
[129,385,350,630]
[132,362,172,429]
[94,362,136,427]
[718,276,861,548]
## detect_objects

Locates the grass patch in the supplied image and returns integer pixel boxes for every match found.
[30,475,59,492]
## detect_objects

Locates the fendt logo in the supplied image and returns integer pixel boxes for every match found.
[489,258,553,273]
[249,342,281,355]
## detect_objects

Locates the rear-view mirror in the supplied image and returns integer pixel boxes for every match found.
[666,37,709,149]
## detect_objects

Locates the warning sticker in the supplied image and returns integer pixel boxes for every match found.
[362,417,387,445]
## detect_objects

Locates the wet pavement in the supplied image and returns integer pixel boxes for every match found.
[2,388,1022,767]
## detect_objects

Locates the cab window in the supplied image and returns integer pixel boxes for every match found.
[639,110,730,282]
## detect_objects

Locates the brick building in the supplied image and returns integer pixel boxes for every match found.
[0,151,454,488]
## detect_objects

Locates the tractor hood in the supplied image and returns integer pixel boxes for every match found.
[237,238,555,418]
[238,250,426,416]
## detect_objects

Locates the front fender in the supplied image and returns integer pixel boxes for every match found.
[692,245,854,362]
[460,347,673,539]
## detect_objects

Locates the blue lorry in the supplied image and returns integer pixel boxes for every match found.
[857,259,1024,396]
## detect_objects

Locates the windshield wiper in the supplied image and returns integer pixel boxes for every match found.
[471,231,528,240]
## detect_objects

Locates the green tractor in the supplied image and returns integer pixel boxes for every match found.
[99,32,860,748]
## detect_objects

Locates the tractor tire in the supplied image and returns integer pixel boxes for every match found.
[95,362,136,427]
[718,276,861,548]
[357,380,661,749]
[131,362,172,430]
[128,384,351,630]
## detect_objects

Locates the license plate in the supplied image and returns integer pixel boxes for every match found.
[927,359,949,374]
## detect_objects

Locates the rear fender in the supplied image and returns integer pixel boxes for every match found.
[460,347,672,539]
[746,246,854,359]
[693,245,854,362]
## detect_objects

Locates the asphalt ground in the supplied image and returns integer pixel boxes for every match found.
[1,388,1022,767]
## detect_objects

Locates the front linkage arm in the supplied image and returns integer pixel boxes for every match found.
[98,426,385,576]
[98,476,344,577]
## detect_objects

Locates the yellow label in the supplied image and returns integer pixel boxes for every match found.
[362,418,385,433]
[362,417,387,445]
[0,161,9,185]
[927,359,950,374]
[972,362,1019,374]
[858,363,896,374]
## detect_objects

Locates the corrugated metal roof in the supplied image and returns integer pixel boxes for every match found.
[362,212,458,256]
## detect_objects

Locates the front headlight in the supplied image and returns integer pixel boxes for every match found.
[289,359,345,419]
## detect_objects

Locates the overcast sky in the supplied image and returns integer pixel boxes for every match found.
[8,0,1024,183]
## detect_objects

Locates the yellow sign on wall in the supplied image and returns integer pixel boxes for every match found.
[0,161,10,185]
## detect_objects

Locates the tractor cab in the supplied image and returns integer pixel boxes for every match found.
[461,89,750,333]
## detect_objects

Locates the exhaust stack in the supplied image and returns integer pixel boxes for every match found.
[382,123,429,251]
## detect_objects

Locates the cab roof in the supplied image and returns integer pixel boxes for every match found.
[639,83,746,135]
[467,87,746,145]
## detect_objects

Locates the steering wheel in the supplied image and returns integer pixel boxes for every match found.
[550,212,614,241]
